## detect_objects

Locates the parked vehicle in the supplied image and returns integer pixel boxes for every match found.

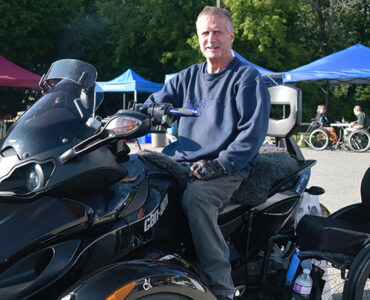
[292,166,370,299]
[0,59,317,300]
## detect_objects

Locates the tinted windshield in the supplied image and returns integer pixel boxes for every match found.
[43,59,97,88]
[1,80,103,159]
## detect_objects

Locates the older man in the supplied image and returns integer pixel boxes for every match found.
[345,105,370,137]
[145,6,270,300]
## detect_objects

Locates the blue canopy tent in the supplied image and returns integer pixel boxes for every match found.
[283,44,370,84]
[165,50,281,84]
[231,50,276,77]
[282,44,370,107]
[283,44,370,85]
[97,69,164,107]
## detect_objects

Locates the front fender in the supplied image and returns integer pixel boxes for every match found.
[60,259,216,300]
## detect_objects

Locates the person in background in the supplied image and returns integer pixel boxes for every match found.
[144,6,270,300]
[315,104,337,144]
[344,105,370,137]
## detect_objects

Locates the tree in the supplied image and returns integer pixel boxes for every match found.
[89,0,214,82]
[224,0,311,72]
[0,0,84,72]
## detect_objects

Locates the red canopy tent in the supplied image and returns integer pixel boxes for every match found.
[0,56,41,89]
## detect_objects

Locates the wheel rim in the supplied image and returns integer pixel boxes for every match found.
[346,254,370,300]
[354,262,370,299]
[349,131,370,152]
[310,129,329,150]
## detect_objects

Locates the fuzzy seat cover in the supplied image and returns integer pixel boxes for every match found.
[138,147,299,206]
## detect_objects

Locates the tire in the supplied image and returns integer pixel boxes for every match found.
[309,128,329,151]
[343,246,370,299]
[138,293,191,300]
[348,129,370,152]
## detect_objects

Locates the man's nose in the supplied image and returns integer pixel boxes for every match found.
[207,32,215,43]
[208,31,216,42]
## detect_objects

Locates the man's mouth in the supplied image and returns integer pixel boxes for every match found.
[205,45,219,50]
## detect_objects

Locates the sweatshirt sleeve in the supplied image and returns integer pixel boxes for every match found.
[144,76,182,107]
[217,77,270,174]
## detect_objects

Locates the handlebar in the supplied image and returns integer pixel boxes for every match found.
[168,107,199,117]
[144,104,199,133]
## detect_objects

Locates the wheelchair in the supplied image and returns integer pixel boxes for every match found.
[293,167,370,299]
[347,127,370,152]
[309,125,339,151]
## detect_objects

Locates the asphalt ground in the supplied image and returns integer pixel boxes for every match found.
[130,142,369,214]
[300,147,370,214]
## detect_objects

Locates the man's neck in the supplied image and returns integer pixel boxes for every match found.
[206,56,233,74]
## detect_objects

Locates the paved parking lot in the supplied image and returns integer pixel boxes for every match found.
[300,147,369,213]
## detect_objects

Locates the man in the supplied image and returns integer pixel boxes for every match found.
[345,105,370,136]
[315,104,335,127]
[315,104,337,144]
[145,6,270,300]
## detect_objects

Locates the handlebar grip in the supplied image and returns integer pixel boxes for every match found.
[168,107,199,117]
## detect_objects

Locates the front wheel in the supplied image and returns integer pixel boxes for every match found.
[138,293,191,300]
[348,129,370,152]
[309,128,329,150]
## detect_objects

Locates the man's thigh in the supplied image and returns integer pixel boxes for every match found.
[184,173,244,209]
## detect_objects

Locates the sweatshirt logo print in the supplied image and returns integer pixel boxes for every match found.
[187,98,224,111]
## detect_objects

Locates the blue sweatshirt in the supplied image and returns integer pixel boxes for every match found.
[145,57,270,177]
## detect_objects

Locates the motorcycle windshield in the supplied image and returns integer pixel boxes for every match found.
[1,80,103,159]
[43,59,97,87]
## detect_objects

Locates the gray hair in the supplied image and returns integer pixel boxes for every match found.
[196,6,234,34]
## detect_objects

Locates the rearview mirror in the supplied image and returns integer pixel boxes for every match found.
[59,110,150,164]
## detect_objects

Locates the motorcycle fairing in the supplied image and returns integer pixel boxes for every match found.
[0,197,89,267]
[80,154,147,222]
[0,239,80,300]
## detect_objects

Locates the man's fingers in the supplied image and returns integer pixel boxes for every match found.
[194,171,202,180]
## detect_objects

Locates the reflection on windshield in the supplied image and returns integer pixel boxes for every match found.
[0,81,95,159]
[24,91,81,129]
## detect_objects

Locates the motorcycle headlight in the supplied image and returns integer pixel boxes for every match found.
[0,161,54,196]
[26,164,44,192]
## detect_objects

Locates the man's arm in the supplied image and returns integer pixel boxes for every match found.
[144,77,181,107]
[217,77,270,174]
[354,113,365,129]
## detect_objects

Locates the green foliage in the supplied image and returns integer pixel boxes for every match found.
[0,0,84,72]
[224,0,311,71]
[0,0,369,117]
[91,0,213,82]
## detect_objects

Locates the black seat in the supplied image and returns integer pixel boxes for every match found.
[218,157,315,225]
[296,167,370,255]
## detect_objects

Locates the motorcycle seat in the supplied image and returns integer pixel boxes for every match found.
[218,158,316,236]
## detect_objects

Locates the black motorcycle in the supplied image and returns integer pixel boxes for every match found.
[0,59,316,300]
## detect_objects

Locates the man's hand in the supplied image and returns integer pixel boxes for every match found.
[190,160,226,180]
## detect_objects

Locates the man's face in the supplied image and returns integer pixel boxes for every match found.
[197,14,234,64]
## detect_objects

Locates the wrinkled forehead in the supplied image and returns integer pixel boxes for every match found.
[196,14,229,33]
